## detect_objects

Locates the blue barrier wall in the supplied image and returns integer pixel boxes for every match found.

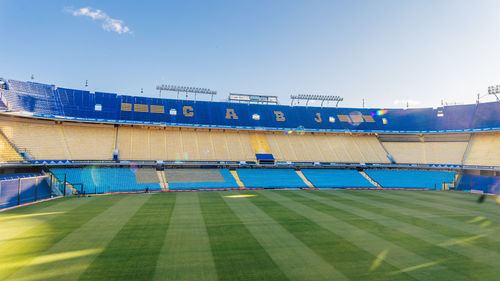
[0,175,51,210]
[456,175,500,194]
[3,79,500,133]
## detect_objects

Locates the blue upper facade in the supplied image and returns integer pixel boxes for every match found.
[1,79,500,133]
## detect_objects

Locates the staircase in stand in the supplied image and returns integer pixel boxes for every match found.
[296,170,315,189]
[230,170,246,189]
[157,170,169,191]
[359,170,383,189]
[0,129,24,162]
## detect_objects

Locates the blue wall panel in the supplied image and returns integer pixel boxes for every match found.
[0,179,19,209]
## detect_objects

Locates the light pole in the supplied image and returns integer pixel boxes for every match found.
[487,85,500,101]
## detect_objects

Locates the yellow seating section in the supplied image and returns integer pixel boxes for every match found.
[266,133,389,163]
[382,142,468,165]
[116,127,256,161]
[62,123,116,160]
[0,133,23,162]
[5,115,497,166]
[0,117,115,160]
[465,133,500,166]
[0,118,70,160]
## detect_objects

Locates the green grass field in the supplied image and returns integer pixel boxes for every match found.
[1,189,500,281]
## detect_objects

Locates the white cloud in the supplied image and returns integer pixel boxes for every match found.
[66,7,131,35]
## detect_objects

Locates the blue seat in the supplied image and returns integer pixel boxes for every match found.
[365,170,456,190]
[168,169,239,190]
[51,168,161,193]
[236,169,308,189]
[301,169,375,188]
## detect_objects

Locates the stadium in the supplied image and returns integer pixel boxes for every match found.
[1,76,500,280]
[4,1,500,280]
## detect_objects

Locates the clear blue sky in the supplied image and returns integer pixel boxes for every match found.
[2,0,500,108]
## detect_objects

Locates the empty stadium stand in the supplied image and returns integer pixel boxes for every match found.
[116,126,255,161]
[382,142,468,165]
[1,77,500,197]
[236,169,309,189]
[3,112,500,167]
[0,116,115,160]
[465,133,500,166]
[379,134,470,165]
[301,169,375,188]
[51,168,161,193]
[365,170,456,190]
[62,123,116,160]
[267,133,389,163]
[3,79,500,133]
[165,169,240,190]
[0,132,23,162]
[3,80,59,115]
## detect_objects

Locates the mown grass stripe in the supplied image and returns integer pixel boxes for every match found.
[0,198,92,246]
[369,191,500,221]
[346,190,465,218]
[262,190,469,281]
[246,191,415,281]
[154,192,217,281]
[426,190,498,203]
[79,193,176,281]
[384,190,500,217]
[223,191,348,281]
[365,191,500,231]
[341,191,500,248]
[0,196,119,280]
[318,190,500,251]
[199,191,289,281]
[301,191,500,275]
[6,194,150,281]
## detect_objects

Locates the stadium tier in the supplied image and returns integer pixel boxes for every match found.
[165,169,240,190]
[51,168,162,193]
[465,133,500,166]
[236,168,309,189]
[2,79,500,132]
[3,114,496,166]
[301,169,375,188]
[1,77,500,207]
[365,170,456,190]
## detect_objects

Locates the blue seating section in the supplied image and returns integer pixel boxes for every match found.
[0,174,51,210]
[236,169,308,189]
[365,170,456,190]
[4,80,59,115]
[168,169,239,190]
[302,169,375,188]
[2,79,500,132]
[51,168,161,193]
